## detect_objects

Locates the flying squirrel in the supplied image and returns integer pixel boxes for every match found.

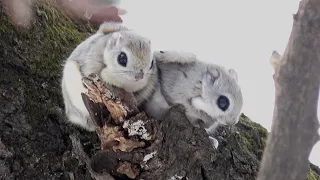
[143,50,244,137]
[61,22,157,131]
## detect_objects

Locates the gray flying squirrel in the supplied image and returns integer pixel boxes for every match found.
[61,22,157,131]
[143,50,243,135]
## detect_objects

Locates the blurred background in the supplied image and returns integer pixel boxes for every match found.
[118,0,319,166]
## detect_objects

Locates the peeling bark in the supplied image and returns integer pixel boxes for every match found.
[81,73,162,179]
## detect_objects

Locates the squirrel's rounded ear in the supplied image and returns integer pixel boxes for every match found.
[212,69,220,79]
[107,32,122,48]
[203,68,219,85]
[228,69,238,82]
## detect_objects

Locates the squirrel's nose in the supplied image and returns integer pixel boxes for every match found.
[134,71,144,81]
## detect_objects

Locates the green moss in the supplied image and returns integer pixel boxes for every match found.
[235,115,319,179]
[28,0,88,77]
[307,168,318,180]
[0,24,10,32]
[0,0,96,124]
[236,114,268,159]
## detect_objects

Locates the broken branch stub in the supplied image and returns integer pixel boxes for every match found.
[82,73,139,124]
[81,73,161,179]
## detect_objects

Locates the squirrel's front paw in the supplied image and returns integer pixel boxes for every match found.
[209,136,219,149]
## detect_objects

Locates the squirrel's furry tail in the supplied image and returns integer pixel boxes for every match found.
[97,21,129,34]
[154,50,197,64]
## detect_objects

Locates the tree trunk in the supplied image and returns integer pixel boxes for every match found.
[257,0,320,179]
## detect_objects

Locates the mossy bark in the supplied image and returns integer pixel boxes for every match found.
[0,0,98,179]
[0,0,318,180]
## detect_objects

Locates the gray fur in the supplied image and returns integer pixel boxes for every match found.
[154,50,198,64]
[143,50,243,135]
[61,22,157,131]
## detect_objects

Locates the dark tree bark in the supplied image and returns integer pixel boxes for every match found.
[257,0,320,179]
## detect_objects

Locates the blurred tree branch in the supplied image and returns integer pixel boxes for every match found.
[56,0,126,25]
[0,0,126,28]
[257,0,320,179]
[1,0,34,27]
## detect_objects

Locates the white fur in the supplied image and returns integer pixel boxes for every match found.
[205,121,221,133]
[143,87,170,120]
[191,97,226,126]
[191,97,211,115]
[209,136,219,149]
[228,69,238,82]
[100,68,150,93]
[63,61,88,113]
[101,47,151,93]
[191,97,214,116]
[107,32,122,48]
[68,113,91,130]
[192,93,235,125]
[62,60,91,129]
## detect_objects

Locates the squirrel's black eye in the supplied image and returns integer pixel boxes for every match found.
[217,95,229,111]
[150,60,154,69]
[117,52,127,67]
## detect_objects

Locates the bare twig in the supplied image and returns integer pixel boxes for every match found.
[257,0,320,179]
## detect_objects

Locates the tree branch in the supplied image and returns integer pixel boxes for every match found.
[257,0,320,179]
